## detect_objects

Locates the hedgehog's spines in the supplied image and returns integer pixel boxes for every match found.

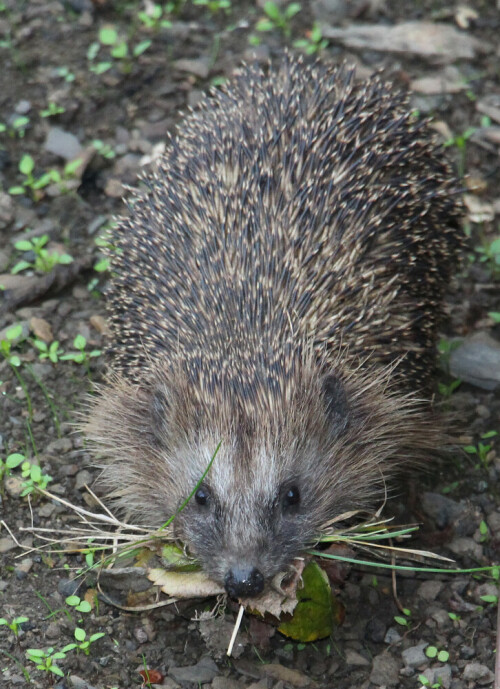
[89,57,463,586]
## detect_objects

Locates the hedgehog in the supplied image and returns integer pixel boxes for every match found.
[86,55,463,600]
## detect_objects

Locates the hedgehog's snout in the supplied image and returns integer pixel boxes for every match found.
[224,565,265,598]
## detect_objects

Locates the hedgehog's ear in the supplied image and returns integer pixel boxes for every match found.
[321,374,349,433]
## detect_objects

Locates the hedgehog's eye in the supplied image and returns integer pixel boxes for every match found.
[282,485,300,512]
[195,486,211,507]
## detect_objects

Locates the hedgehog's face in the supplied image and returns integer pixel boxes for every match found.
[163,372,355,598]
[173,442,321,598]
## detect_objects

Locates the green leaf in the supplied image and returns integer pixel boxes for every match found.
[14,239,33,251]
[65,595,81,606]
[437,650,449,662]
[19,154,34,175]
[74,627,86,642]
[73,334,86,350]
[9,186,26,195]
[285,2,301,19]
[111,41,128,59]
[133,39,151,57]
[6,453,25,468]
[426,646,438,658]
[89,632,105,643]
[263,2,281,21]
[6,324,23,340]
[277,561,341,641]
[58,254,74,265]
[99,26,118,45]
[394,616,408,626]
[76,601,91,613]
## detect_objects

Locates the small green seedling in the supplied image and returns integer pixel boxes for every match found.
[65,595,92,614]
[0,453,25,483]
[479,520,489,543]
[394,607,412,627]
[464,431,497,469]
[92,139,116,159]
[70,627,105,655]
[12,234,73,274]
[418,674,444,688]
[138,3,173,28]
[0,616,29,636]
[9,155,81,197]
[1,115,30,138]
[0,323,25,367]
[17,457,52,496]
[25,646,75,678]
[33,339,64,363]
[256,2,301,39]
[60,334,101,368]
[489,312,500,323]
[476,236,500,278]
[56,66,75,82]
[443,126,476,177]
[438,378,461,398]
[293,22,328,54]
[88,26,151,75]
[193,0,231,14]
[40,102,65,118]
[425,646,449,662]
[480,594,498,605]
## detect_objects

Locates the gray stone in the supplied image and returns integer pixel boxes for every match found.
[402,642,428,668]
[417,580,443,601]
[169,657,219,685]
[384,627,402,644]
[212,677,246,689]
[421,664,452,689]
[321,21,488,62]
[45,127,82,161]
[15,99,31,115]
[450,332,500,390]
[462,662,494,682]
[174,58,210,80]
[345,649,370,666]
[370,653,401,686]
[447,537,483,560]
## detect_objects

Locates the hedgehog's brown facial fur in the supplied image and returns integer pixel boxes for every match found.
[86,358,442,596]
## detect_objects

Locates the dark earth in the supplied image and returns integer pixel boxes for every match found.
[1,1,500,688]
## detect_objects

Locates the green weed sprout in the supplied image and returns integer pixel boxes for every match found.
[40,103,65,118]
[138,3,173,29]
[17,456,52,496]
[12,234,73,274]
[9,155,82,198]
[193,0,231,14]
[476,236,500,278]
[0,323,25,367]
[294,23,327,54]
[464,431,498,468]
[0,616,28,636]
[25,646,75,678]
[88,25,151,75]
[256,2,301,39]
[33,339,64,363]
[60,334,101,367]
[69,628,105,656]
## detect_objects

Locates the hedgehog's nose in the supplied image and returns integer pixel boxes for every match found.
[224,566,265,598]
